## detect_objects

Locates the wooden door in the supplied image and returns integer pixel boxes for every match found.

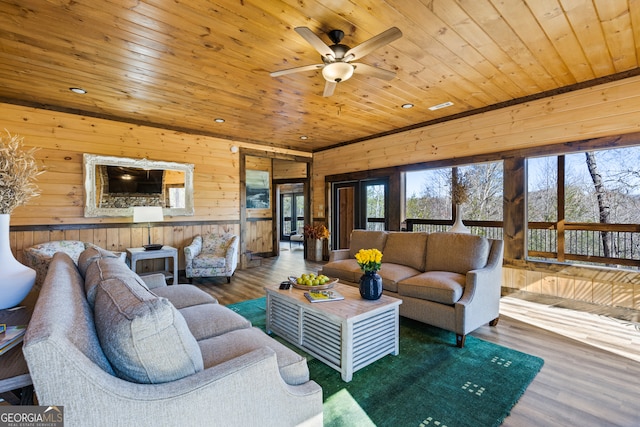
[336,185,355,249]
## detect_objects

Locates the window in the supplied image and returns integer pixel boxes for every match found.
[527,156,558,222]
[527,146,640,267]
[167,186,185,209]
[281,192,304,237]
[404,161,503,237]
[457,163,503,221]
[363,180,387,231]
[406,169,451,220]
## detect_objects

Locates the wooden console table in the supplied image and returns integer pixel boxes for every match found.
[126,246,178,285]
[0,303,33,405]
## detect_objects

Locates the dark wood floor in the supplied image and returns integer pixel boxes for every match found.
[193,247,640,427]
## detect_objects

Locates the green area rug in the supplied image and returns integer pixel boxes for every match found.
[228,298,544,427]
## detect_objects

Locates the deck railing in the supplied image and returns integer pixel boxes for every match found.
[405,219,640,269]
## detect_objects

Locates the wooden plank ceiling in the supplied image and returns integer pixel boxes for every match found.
[1,0,639,153]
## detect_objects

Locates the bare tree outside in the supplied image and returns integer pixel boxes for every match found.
[405,168,451,219]
[528,156,558,222]
[459,162,503,220]
[585,151,613,257]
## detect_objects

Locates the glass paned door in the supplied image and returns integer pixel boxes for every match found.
[362,180,388,231]
[282,194,293,236]
[294,194,304,234]
[331,179,388,249]
[281,193,304,239]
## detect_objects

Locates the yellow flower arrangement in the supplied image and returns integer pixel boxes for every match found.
[355,248,383,273]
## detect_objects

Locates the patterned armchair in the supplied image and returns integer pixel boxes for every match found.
[24,241,88,291]
[24,241,126,291]
[184,233,239,283]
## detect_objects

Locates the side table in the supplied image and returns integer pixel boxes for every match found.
[126,246,178,285]
[0,304,34,405]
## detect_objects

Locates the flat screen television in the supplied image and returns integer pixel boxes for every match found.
[106,166,163,194]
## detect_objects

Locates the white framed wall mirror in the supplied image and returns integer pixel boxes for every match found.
[83,154,194,217]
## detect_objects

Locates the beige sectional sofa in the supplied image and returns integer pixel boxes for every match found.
[24,246,322,427]
[320,230,504,347]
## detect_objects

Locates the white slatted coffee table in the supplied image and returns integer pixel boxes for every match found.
[265,282,402,382]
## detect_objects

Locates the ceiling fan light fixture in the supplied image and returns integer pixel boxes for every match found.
[322,62,354,83]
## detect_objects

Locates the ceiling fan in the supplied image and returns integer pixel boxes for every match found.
[270,26,402,97]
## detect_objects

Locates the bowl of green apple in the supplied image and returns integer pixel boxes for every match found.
[289,273,337,290]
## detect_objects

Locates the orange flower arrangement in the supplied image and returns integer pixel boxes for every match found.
[303,224,330,240]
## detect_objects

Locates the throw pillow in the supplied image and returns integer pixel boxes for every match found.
[84,257,149,309]
[77,244,121,278]
[93,275,204,384]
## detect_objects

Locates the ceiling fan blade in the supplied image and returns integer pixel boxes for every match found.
[294,27,335,59]
[270,63,324,77]
[344,27,402,61]
[323,81,337,97]
[352,63,396,81]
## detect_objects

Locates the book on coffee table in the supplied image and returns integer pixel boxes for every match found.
[0,325,27,355]
[304,290,345,303]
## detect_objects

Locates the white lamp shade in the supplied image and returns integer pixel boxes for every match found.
[133,206,164,223]
[322,62,354,82]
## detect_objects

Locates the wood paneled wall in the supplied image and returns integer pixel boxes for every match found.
[313,75,640,211]
[244,220,274,255]
[503,266,640,310]
[2,103,309,269]
[273,158,307,179]
[313,75,640,310]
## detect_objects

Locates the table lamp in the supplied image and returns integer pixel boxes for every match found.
[133,206,164,250]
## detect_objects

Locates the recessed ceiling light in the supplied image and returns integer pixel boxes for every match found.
[214,118,225,123]
[401,103,414,109]
[69,87,87,94]
[300,136,309,140]
[428,101,454,111]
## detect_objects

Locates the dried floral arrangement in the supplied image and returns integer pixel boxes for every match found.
[303,224,330,240]
[0,131,44,214]
[452,171,469,205]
